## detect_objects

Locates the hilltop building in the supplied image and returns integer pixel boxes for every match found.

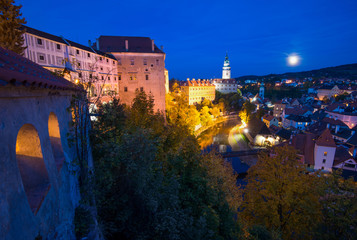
[0,47,81,239]
[180,79,215,105]
[95,36,167,112]
[212,54,238,94]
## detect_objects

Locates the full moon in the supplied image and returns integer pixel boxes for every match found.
[287,54,301,66]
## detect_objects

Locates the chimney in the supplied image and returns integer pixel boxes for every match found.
[151,40,155,52]
[88,40,92,47]
[160,45,164,51]
[125,40,129,51]
[335,125,340,134]
[96,38,99,50]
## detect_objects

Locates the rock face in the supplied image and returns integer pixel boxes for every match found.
[0,47,80,239]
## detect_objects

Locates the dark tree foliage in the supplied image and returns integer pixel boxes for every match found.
[89,91,241,240]
[0,0,26,55]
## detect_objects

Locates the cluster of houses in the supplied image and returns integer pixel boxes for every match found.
[243,84,357,175]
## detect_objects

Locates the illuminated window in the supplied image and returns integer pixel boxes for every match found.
[130,76,133,81]
[324,152,327,156]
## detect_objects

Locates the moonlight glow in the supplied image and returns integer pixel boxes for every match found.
[287,54,301,66]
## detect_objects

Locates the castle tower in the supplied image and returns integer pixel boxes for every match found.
[259,82,265,100]
[222,52,231,79]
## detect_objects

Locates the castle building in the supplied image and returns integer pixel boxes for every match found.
[21,26,118,98]
[180,79,216,105]
[222,53,231,79]
[95,36,167,112]
[212,54,238,94]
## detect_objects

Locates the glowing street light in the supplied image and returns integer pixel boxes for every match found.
[243,129,248,133]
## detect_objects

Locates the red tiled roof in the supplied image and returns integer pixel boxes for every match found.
[285,107,309,116]
[0,47,78,91]
[322,117,348,127]
[334,147,353,166]
[315,129,337,147]
[290,133,316,165]
[263,114,275,121]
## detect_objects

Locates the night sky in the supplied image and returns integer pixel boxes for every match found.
[17,0,357,80]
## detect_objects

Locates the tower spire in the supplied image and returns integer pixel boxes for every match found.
[222,52,231,79]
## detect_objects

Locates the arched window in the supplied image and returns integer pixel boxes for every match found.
[16,124,50,214]
[48,113,65,172]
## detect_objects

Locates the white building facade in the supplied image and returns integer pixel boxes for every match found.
[21,26,118,98]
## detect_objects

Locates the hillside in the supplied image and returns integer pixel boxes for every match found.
[236,63,357,81]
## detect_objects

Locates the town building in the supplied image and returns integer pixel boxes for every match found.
[21,25,118,97]
[325,102,357,128]
[95,36,167,112]
[0,47,80,239]
[180,79,216,105]
[262,114,279,128]
[287,129,356,172]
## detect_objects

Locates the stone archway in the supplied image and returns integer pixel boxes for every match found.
[16,124,51,214]
[48,112,65,172]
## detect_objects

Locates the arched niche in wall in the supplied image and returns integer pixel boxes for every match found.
[16,124,51,214]
[48,112,65,172]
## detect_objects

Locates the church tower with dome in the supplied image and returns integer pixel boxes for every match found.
[222,53,231,79]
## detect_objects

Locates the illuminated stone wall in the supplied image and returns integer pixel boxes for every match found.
[0,87,80,239]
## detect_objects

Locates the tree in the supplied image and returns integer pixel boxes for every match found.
[200,106,213,127]
[239,101,256,123]
[0,0,26,55]
[239,146,322,239]
[314,170,357,240]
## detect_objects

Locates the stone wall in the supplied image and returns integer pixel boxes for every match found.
[0,86,80,239]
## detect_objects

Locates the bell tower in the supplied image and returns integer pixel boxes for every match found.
[222,52,231,79]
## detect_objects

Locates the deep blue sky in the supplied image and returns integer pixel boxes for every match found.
[17,0,357,79]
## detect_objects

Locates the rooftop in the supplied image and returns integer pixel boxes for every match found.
[0,47,77,91]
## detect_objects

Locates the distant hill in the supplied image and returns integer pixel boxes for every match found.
[236,63,357,81]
